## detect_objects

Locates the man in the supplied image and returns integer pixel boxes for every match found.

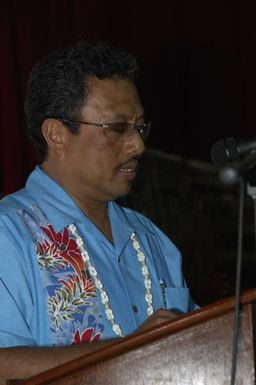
[0,41,198,380]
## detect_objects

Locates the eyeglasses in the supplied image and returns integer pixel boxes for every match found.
[60,118,152,141]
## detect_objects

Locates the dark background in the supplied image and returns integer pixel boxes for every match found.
[1,0,256,306]
[1,0,256,194]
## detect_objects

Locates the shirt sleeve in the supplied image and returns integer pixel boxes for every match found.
[0,227,36,347]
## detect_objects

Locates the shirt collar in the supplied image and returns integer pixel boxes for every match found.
[25,166,154,240]
[109,201,154,235]
[108,201,154,257]
[26,166,84,232]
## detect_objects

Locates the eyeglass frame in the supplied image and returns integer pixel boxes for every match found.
[59,118,152,141]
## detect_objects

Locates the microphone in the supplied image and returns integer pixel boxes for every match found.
[211,137,256,166]
[211,137,256,185]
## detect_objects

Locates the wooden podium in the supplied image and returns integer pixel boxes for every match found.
[14,289,256,385]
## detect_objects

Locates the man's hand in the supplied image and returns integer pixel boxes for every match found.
[136,308,179,333]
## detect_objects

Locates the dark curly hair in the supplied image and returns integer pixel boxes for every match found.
[25,41,139,160]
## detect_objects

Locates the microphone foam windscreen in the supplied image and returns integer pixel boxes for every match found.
[211,137,241,166]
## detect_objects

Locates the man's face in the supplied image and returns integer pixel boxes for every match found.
[60,77,146,203]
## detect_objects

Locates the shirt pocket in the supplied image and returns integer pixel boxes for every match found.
[164,287,192,314]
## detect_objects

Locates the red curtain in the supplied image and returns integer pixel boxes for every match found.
[1,0,256,194]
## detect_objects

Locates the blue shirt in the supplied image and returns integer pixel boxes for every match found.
[0,166,197,347]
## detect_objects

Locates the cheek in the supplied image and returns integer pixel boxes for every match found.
[89,136,123,164]
[72,131,124,175]
[80,140,117,174]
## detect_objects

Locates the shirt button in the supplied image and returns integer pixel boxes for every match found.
[132,305,138,313]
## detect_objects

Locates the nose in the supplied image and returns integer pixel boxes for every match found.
[125,131,145,156]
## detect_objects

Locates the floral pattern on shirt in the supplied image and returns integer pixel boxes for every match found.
[72,314,102,344]
[18,204,104,345]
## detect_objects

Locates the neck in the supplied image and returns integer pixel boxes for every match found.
[69,191,114,243]
[42,160,113,243]
[42,161,113,243]
[69,192,113,244]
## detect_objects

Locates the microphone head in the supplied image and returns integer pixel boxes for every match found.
[211,137,241,166]
[219,166,241,185]
[211,137,256,185]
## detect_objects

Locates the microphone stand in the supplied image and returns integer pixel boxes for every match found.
[220,164,256,385]
[230,180,256,385]
[215,151,256,384]
[230,179,245,385]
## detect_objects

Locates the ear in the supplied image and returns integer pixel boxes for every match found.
[41,119,66,152]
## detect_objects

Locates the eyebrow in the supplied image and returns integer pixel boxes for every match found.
[136,114,145,121]
[110,113,145,121]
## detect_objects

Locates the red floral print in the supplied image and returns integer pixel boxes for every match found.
[40,225,85,280]
[72,327,102,344]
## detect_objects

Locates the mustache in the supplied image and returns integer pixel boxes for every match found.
[117,154,143,169]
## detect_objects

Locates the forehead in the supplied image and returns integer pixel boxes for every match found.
[83,77,143,119]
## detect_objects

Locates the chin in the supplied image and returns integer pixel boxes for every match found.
[111,183,132,201]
